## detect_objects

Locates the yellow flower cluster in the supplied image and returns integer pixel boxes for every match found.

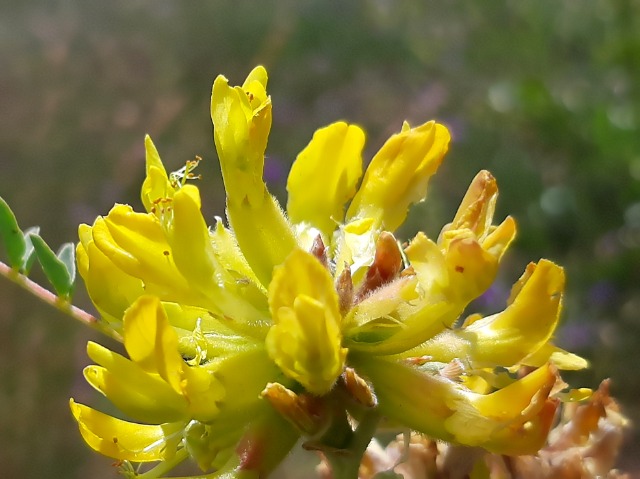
[71,66,589,478]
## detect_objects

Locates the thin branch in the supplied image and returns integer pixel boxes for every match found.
[324,410,382,479]
[0,260,122,342]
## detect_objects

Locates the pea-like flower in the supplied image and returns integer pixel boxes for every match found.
[71,66,588,478]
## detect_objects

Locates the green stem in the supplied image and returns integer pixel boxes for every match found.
[0,260,122,342]
[324,410,381,479]
[135,447,190,479]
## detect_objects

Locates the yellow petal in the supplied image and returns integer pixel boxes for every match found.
[461,260,564,367]
[482,215,517,260]
[266,249,346,394]
[69,399,182,462]
[83,365,187,424]
[76,225,90,280]
[211,68,297,286]
[171,187,272,332]
[405,230,499,304]
[403,231,449,294]
[443,236,499,303]
[226,197,297,289]
[77,231,144,323]
[180,364,223,423]
[346,120,450,232]
[354,356,558,455]
[287,122,365,238]
[345,232,474,355]
[446,170,498,239]
[413,260,567,369]
[123,296,184,391]
[93,205,217,310]
[269,248,340,314]
[123,296,224,422]
[333,217,379,283]
[170,186,220,290]
[521,343,589,370]
[405,228,501,307]
[141,135,174,213]
[86,341,187,423]
[96,205,182,287]
[211,67,270,204]
[463,363,557,423]
[455,364,559,455]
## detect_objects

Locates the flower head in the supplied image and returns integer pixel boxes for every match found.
[72,66,588,478]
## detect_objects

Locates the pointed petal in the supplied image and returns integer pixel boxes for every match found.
[411,260,568,369]
[69,399,182,462]
[93,204,223,311]
[521,343,589,370]
[123,296,184,390]
[141,135,174,213]
[170,185,220,291]
[346,120,450,232]
[482,215,517,260]
[447,170,498,239]
[287,122,365,238]
[96,205,185,290]
[86,341,187,423]
[354,356,558,455]
[77,229,144,323]
[455,364,560,455]
[211,69,296,286]
[123,295,224,422]
[461,260,565,368]
[83,365,187,424]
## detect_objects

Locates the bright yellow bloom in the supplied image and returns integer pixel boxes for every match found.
[266,248,347,395]
[71,66,588,478]
[287,121,365,239]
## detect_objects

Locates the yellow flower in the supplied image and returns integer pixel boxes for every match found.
[71,66,588,478]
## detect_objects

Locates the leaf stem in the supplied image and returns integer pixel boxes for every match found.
[134,447,190,479]
[0,260,122,342]
[324,410,381,479]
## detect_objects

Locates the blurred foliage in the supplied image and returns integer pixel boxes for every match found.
[1,0,639,477]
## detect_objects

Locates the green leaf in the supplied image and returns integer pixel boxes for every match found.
[56,242,76,287]
[21,226,40,274]
[0,196,26,269]
[30,233,74,297]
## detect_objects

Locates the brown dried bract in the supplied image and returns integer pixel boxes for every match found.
[355,232,403,302]
[322,379,631,479]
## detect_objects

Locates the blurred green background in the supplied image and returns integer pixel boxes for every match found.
[1,1,639,477]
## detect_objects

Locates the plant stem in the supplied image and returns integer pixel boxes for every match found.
[0,260,122,342]
[135,447,190,479]
[324,410,381,479]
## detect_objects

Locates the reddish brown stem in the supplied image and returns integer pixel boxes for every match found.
[0,260,122,342]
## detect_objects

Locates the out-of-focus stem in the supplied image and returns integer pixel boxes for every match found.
[325,410,381,479]
[0,260,122,342]
[135,448,190,479]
